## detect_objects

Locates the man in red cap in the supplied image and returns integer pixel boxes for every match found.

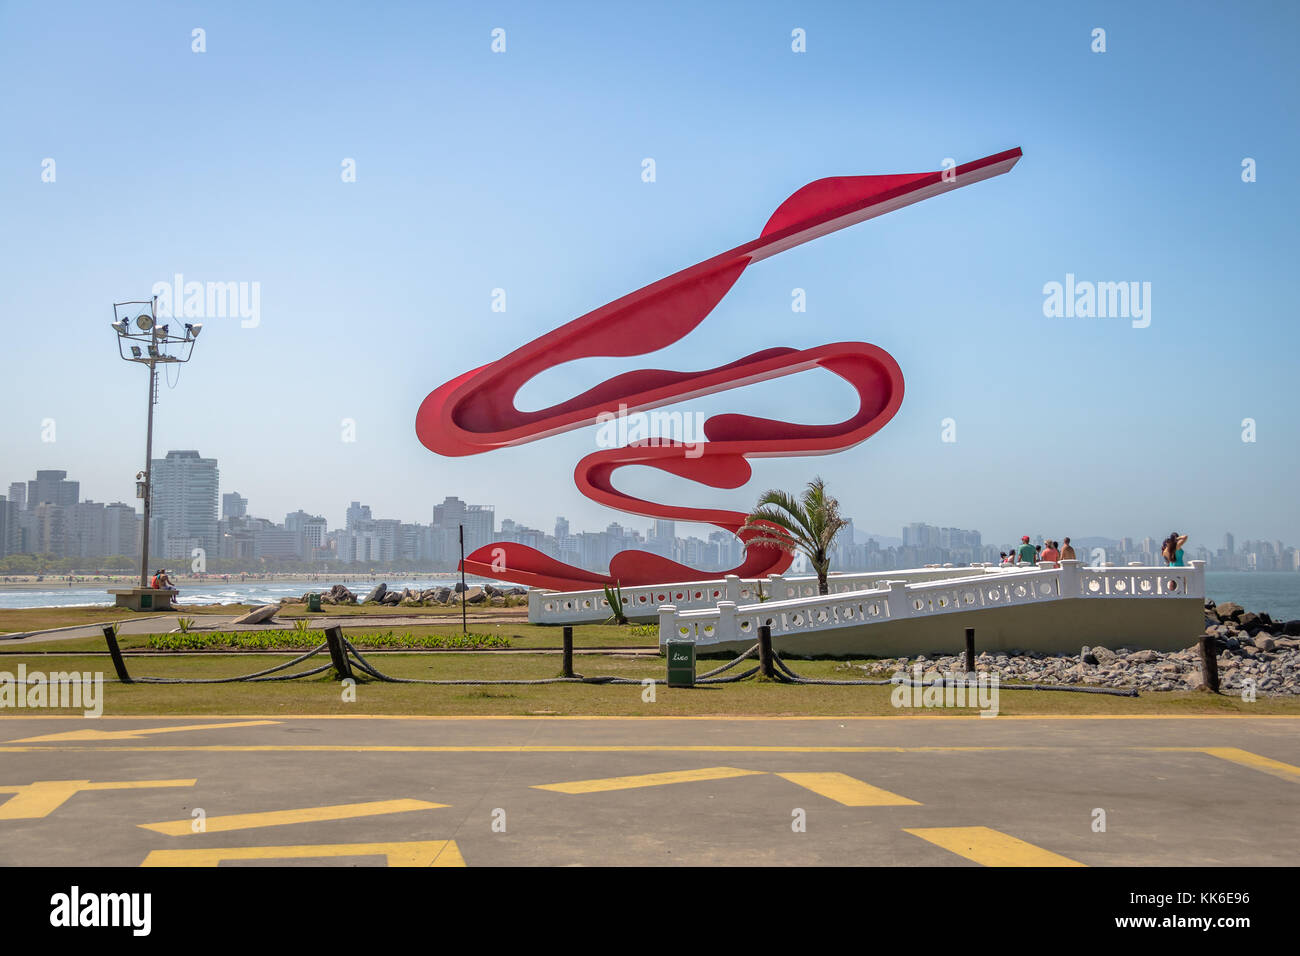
[1016,536,1037,565]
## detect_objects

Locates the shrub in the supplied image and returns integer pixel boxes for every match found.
[146,629,511,651]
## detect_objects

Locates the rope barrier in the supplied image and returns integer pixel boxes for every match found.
[76,626,1138,697]
[343,637,664,685]
[89,642,338,685]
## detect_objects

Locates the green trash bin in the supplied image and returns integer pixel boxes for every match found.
[666,640,696,688]
[307,592,321,613]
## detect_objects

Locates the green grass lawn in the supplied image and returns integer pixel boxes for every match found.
[2,650,1297,717]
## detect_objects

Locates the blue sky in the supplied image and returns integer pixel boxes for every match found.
[2,0,1297,550]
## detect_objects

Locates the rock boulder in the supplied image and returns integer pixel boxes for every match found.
[1216,602,1244,622]
[231,604,278,625]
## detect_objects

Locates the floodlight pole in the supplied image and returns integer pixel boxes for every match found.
[111,296,200,590]
[139,331,158,588]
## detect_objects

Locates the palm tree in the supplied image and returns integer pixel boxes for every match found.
[741,476,847,595]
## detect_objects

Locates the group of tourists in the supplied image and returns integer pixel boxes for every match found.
[999,536,1076,568]
[150,569,178,592]
[996,533,1189,568]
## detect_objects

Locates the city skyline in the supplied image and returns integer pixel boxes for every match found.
[3,458,1296,574]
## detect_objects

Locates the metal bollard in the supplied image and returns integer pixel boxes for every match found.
[323,625,353,681]
[965,627,976,675]
[562,626,575,678]
[101,625,133,683]
[758,624,775,679]
[1199,632,1220,693]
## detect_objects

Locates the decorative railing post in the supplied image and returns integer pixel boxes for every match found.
[886,580,911,620]
[1058,559,1080,598]
[528,588,543,619]
[716,601,738,643]
[658,605,679,646]
[725,574,741,604]
[767,574,787,601]
[1188,560,1206,599]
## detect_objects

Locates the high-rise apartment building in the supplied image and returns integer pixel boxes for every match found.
[150,450,219,559]
[286,510,328,557]
[346,501,372,531]
[27,470,78,509]
[103,503,140,556]
[432,496,494,555]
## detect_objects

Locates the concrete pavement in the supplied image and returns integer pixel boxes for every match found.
[1,715,1296,866]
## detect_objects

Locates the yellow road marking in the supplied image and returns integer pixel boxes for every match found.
[904,826,1084,867]
[139,840,465,867]
[0,778,196,820]
[5,714,1298,721]
[10,720,279,743]
[776,772,920,806]
[139,798,448,835]
[0,744,1033,754]
[1196,747,1300,782]
[533,766,764,794]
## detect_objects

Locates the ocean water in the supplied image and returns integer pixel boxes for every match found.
[1204,571,1300,622]
[0,577,464,611]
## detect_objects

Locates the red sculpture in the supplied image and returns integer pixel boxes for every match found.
[417,148,1022,591]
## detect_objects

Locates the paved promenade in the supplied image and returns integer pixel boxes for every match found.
[1,715,1296,866]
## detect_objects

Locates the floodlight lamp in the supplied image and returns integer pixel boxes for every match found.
[147,345,159,357]
[185,322,202,339]
[135,314,154,331]
[130,346,142,358]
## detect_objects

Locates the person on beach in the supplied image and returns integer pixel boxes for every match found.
[1016,536,1036,565]
[1161,532,1187,566]
[1060,537,1076,561]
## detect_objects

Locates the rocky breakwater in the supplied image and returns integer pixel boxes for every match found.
[353,582,528,609]
[278,584,359,606]
[846,599,1300,696]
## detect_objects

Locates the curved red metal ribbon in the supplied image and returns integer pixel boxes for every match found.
[417,148,1022,590]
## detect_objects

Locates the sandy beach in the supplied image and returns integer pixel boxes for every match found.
[0,570,485,590]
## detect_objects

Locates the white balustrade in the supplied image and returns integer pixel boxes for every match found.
[530,565,996,624]
[660,560,1206,647]
[530,576,738,624]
